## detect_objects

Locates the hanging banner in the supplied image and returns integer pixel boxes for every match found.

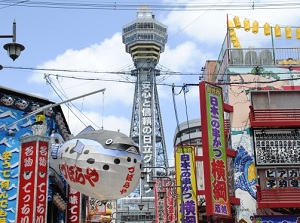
[154,179,167,223]
[67,185,82,223]
[199,81,231,217]
[16,140,38,223]
[175,145,198,223]
[35,140,49,223]
[164,178,177,223]
[16,136,50,223]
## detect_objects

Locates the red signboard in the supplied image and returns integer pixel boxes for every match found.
[165,179,177,223]
[67,185,82,223]
[16,140,38,223]
[154,179,167,223]
[16,137,50,223]
[35,140,49,223]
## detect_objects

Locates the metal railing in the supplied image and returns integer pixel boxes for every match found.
[249,106,300,127]
[217,47,300,70]
[256,185,300,208]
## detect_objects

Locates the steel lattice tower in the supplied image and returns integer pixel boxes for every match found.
[122,6,169,196]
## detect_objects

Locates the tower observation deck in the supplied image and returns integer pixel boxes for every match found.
[122,6,169,197]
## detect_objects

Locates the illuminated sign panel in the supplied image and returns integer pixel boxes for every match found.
[175,145,198,223]
[254,129,300,166]
[199,81,231,217]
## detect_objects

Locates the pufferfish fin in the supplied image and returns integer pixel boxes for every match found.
[73,140,85,154]
[77,125,95,135]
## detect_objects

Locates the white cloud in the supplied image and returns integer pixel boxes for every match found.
[29,33,135,109]
[162,0,300,47]
[64,108,131,136]
[161,41,203,73]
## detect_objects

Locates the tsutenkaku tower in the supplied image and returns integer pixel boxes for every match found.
[122,6,169,196]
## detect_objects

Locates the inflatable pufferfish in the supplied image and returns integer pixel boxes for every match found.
[54,126,142,201]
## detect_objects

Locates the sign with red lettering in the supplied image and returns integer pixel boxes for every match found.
[199,82,231,217]
[35,140,49,223]
[16,139,38,223]
[154,179,167,223]
[67,185,82,223]
[165,179,177,223]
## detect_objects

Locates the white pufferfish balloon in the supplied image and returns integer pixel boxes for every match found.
[57,127,142,200]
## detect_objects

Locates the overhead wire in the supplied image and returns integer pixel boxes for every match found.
[40,71,300,87]
[4,66,300,78]
[183,84,192,145]
[172,84,183,147]
[0,1,300,11]
[45,74,102,130]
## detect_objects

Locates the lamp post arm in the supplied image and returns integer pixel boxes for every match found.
[0,35,13,39]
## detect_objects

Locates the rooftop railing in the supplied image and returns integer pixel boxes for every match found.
[217,47,300,71]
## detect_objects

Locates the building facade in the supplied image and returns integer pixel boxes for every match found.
[205,15,300,223]
[0,86,75,223]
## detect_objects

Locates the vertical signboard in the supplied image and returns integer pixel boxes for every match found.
[165,178,177,223]
[67,185,82,223]
[0,149,14,223]
[175,145,198,223]
[16,137,50,223]
[199,81,231,217]
[16,140,38,223]
[154,179,167,223]
[35,140,49,223]
[139,78,155,195]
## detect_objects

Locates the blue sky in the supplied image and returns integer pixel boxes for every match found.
[0,0,299,165]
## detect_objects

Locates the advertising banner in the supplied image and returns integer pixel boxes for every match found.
[67,185,82,223]
[175,145,198,223]
[154,179,167,223]
[199,81,231,217]
[16,140,38,223]
[34,140,49,223]
[165,178,177,223]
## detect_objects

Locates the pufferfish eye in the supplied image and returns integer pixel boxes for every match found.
[126,146,139,154]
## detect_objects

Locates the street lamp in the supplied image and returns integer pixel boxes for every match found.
[138,203,144,211]
[147,180,156,190]
[1,19,25,65]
